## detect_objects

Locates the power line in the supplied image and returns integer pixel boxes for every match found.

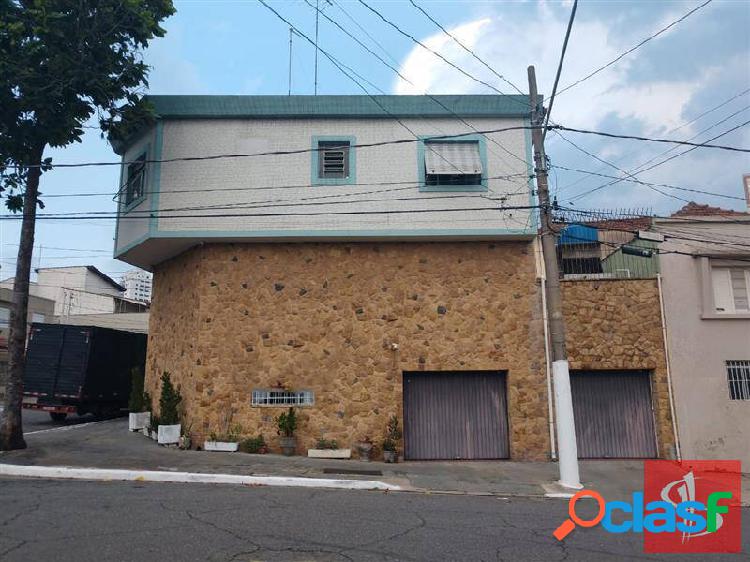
[556,0,714,96]
[543,0,578,141]
[356,0,510,97]
[568,117,750,202]
[407,0,525,95]
[300,0,528,167]
[552,123,750,153]
[0,204,542,221]
[551,164,746,202]
[331,0,401,66]
[554,87,750,193]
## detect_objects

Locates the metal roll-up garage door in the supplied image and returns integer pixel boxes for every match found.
[571,370,657,459]
[403,371,509,460]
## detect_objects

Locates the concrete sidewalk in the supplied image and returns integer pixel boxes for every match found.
[2,416,744,501]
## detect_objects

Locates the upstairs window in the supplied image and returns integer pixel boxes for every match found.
[319,141,350,178]
[312,137,355,185]
[124,153,146,206]
[420,136,486,192]
[712,266,750,314]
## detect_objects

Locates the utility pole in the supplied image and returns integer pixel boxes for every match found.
[314,0,320,95]
[288,27,294,96]
[528,65,581,490]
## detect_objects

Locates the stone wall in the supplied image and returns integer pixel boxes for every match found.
[146,241,550,460]
[561,279,676,459]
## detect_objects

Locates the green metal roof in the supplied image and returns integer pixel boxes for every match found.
[147,95,533,119]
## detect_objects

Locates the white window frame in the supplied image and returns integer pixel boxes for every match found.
[699,258,750,319]
[711,266,750,314]
[251,389,314,407]
[726,360,750,401]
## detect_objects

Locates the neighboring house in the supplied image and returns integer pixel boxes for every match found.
[654,199,750,467]
[0,288,56,404]
[555,216,677,460]
[121,269,153,303]
[111,94,676,461]
[0,265,148,316]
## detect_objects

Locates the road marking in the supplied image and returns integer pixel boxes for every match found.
[0,464,403,491]
[23,419,114,435]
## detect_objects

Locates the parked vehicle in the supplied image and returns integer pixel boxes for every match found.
[22,323,147,421]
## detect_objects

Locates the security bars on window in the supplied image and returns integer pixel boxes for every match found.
[252,390,314,406]
[726,360,750,400]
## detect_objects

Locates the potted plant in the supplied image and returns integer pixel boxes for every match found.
[179,422,192,450]
[204,423,243,452]
[307,438,351,459]
[145,410,159,440]
[355,436,374,462]
[381,415,402,463]
[128,367,151,432]
[239,434,268,454]
[157,372,182,445]
[276,407,298,456]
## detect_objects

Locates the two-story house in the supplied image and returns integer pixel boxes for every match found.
[654,198,750,467]
[112,94,555,460]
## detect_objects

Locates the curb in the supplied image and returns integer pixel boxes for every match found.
[0,463,402,492]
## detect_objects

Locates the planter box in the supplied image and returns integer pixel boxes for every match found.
[204,441,239,452]
[157,424,181,445]
[307,448,351,459]
[129,412,151,432]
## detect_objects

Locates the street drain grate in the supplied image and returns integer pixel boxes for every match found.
[322,468,383,476]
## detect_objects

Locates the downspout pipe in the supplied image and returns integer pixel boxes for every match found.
[657,273,681,460]
[537,238,557,460]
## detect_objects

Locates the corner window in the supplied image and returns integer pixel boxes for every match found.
[251,389,314,406]
[726,360,750,400]
[124,153,146,206]
[419,135,487,192]
[712,266,750,314]
[312,136,356,185]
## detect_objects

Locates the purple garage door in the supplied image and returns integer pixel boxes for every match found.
[403,371,509,460]
[571,370,658,459]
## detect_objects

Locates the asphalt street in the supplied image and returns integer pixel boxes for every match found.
[0,477,748,561]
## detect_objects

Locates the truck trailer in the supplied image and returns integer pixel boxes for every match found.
[22,323,147,421]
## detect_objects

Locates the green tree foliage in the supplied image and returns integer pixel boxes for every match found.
[0,0,174,451]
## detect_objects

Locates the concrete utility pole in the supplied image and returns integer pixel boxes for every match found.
[528,65,581,490]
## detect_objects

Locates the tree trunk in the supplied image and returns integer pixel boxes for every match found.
[0,144,45,450]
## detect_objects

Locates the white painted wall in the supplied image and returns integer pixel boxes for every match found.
[114,116,534,262]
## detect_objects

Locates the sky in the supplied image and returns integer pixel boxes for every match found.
[1,0,749,281]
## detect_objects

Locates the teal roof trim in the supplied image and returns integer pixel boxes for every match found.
[146,95,535,119]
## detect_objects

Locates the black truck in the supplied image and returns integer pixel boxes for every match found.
[22,323,147,421]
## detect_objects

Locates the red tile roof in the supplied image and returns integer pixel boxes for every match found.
[671,201,748,217]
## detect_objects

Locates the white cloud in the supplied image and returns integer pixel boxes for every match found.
[392,6,704,134]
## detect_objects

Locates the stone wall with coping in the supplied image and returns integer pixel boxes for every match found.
[145,241,550,460]
[561,278,677,459]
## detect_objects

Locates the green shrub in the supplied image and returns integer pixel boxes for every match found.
[158,372,182,426]
[275,407,297,437]
[315,438,339,450]
[382,416,402,451]
[239,435,267,454]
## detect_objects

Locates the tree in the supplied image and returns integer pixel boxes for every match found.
[0,0,175,450]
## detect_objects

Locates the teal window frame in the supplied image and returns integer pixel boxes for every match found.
[417,134,488,192]
[122,148,149,212]
[311,135,356,186]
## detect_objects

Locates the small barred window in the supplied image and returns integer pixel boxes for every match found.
[252,389,314,406]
